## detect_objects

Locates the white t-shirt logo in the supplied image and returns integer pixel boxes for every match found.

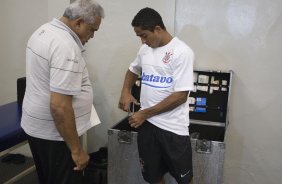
[162,49,174,64]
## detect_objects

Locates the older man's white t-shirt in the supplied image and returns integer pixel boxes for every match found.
[21,19,93,141]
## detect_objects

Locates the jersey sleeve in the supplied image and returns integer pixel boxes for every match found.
[172,48,194,92]
[129,45,147,75]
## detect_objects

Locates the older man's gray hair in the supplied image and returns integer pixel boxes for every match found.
[64,0,105,24]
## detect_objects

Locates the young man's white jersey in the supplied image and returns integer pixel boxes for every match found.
[129,37,194,136]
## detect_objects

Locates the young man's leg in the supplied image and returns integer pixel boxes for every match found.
[137,121,168,184]
[157,127,193,184]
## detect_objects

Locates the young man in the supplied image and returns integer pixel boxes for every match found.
[21,0,104,183]
[118,7,194,184]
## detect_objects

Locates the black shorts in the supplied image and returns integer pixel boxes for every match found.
[137,121,193,184]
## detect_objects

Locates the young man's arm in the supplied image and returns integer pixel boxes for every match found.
[118,69,139,112]
[50,92,89,170]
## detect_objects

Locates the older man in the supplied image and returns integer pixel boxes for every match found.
[21,0,104,183]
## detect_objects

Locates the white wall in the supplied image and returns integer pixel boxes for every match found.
[0,0,68,105]
[0,0,48,105]
[1,0,281,183]
[48,0,69,20]
[175,0,282,183]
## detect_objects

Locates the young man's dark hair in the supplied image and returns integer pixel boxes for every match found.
[131,7,166,32]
